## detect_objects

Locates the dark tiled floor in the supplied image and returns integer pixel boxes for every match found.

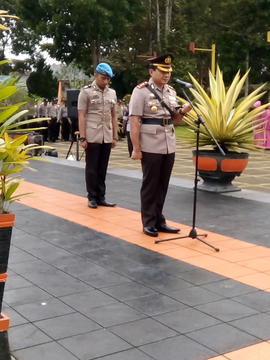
[1,159,270,360]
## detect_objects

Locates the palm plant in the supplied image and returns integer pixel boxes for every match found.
[0,74,50,214]
[0,133,48,214]
[0,11,50,214]
[180,66,268,152]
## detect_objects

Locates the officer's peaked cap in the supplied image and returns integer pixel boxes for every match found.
[96,62,114,78]
[148,53,174,72]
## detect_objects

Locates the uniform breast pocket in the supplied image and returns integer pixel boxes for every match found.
[105,99,115,111]
[90,99,102,109]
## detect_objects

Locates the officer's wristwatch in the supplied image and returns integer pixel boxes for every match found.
[79,137,86,142]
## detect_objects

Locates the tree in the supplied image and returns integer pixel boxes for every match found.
[15,0,145,73]
[0,0,41,68]
[26,58,58,99]
[181,0,270,84]
[52,62,90,89]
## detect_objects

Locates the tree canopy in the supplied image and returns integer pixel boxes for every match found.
[26,58,58,99]
[1,0,270,97]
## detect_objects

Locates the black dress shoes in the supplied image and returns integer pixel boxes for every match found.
[143,226,158,237]
[156,224,180,233]
[97,200,116,207]
[88,199,98,208]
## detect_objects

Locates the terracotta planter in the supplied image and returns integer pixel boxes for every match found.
[0,214,15,315]
[192,150,249,193]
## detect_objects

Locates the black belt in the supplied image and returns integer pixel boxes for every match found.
[141,118,172,126]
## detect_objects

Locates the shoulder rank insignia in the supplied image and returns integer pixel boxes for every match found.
[83,84,91,89]
[168,84,175,91]
[136,81,149,89]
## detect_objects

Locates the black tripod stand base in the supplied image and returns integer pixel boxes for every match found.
[155,228,219,252]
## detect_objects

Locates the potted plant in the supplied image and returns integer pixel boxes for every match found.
[179,66,268,192]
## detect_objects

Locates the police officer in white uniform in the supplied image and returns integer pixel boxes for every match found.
[129,54,191,237]
[78,63,118,208]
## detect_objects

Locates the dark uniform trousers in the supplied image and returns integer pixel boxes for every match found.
[141,152,175,227]
[85,142,112,201]
[48,117,59,142]
[61,117,71,141]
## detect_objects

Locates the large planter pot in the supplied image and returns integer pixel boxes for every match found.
[0,214,15,315]
[192,150,249,193]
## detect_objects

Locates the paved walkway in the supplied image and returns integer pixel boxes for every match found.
[51,138,270,193]
[1,140,270,360]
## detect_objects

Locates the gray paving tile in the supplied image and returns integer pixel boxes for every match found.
[195,298,258,321]
[3,286,52,307]
[125,293,187,316]
[169,286,223,306]
[187,323,259,354]
[59,329,131,359]
[4,274,33,291]
[139,334,217,360]
[130,268,193,293]
[177,269,226,285]
[22,269,92,297]
[71,267,131,288]
[8,323,51,351]
[35,312,101,339]
[55,255,102,273]
[229,313,270,340]
[109,318,177,346]
[83,249,146,274]
[60,290,117,315]
[101,282,157,301]
[57,255,131,288]
[11,233,50,252]
[203,279,258,297]
[25,244,75,264]
[9,259,55,275]
[95,348,153,360]
[151,260,196,274]
[85,302,146,327]
[232,290,270,312]
[13,298,75,322]
[13,341,78,360]
[69,236,130,254]
[154,308,220,333]
[8,247,37,264]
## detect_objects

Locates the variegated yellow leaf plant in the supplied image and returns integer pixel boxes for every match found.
[180,66,268,152]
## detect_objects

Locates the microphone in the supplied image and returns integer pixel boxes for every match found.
[173,78,193,88]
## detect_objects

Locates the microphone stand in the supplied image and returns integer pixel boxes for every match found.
[155,86,225,252]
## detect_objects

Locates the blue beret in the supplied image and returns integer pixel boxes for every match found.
[95,63,114,78]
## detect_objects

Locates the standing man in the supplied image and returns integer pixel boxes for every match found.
[47,97,59,142]
[129,54,191,237]
[78,62,118,209]
[58,100,71,141]
[37,98,49,142]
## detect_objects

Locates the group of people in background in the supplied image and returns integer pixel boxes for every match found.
[35,95,270,151]
[35,98,72,142]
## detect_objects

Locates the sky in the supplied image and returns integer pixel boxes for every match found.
[5,48,60,65]
[5,37,61,65]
